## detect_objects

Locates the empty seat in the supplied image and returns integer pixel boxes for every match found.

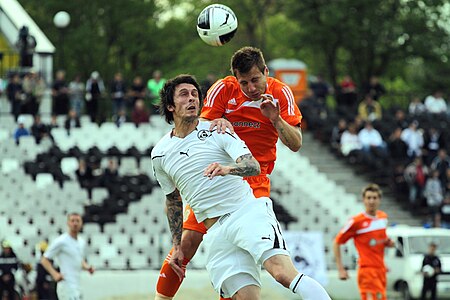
[128,254,148,269]
[1,158,20,174]
[35,173,54,189]
[61,157,79,176]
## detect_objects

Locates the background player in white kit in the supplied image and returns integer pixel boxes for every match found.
[151,74,330,300]
[41,213,94,300]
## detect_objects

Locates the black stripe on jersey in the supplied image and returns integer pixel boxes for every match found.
[291,273,304,292]
[210,129,237,140]
[151,155,165,160]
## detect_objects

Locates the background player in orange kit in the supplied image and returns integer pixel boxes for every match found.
[333,184,395,300]
[154,46,303,300]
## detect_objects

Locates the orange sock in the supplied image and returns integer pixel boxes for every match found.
[156,248,191,297]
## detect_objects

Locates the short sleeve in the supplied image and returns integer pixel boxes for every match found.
[43,237,63,260]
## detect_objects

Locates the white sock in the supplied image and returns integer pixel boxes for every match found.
[289,273,331,300]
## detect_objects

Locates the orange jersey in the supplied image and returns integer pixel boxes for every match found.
[335,210,389,269]
[201,76,302,174]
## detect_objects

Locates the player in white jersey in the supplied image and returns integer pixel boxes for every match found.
[41,213,94,300]
[151,74,331,300]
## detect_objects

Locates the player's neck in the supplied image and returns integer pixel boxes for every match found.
[365,210,377,217]
[173,118,199,138]
[68,231,78,239]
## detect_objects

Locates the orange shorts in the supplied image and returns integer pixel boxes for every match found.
[357,267,386,300]
[182,175,271,234]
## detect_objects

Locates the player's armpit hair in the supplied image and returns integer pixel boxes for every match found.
[229,153,260,177]
[166,189,183,246]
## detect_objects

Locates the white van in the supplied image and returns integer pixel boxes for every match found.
[385,225,450,299]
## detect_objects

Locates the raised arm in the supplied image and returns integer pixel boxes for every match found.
[204,153,260,179]
[165,188,185,280]
[260,94,302,152]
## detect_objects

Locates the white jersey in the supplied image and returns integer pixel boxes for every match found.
[44,233,86,289]
[151,120,256,222]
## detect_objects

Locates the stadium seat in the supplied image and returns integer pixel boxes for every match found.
[1,158,20,174]
[107,256,128,270]
[99,244,119,260]
[61,157,79,177]
[35,173,54,189]
[128,254,149,269]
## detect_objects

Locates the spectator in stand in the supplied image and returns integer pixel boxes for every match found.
[340,122,365,163]
[338,75,358,116]
[424,90,447,115]
[440,193,450,229]
[431,149,450,191]
[0,240,20,300]
[22,70,45,116]
[358,121,388,158]
[358,94,382,122]
[131,98,150,126]
[51,70,70,116]
[298,89,328,130]
[147,70,166,114]
[69,75,85,116]
[64,109,81,134]
[6,73,25,120]
[310,74,331,104]
[85,71,105,123]
[31,114,50,144]
[446,168,450,193]
[76,159,95,197]
[393,109,409,129]
[424,169,444,227]
[363,76,386,101]
[113,108,129,127]
[100,158,119,188]
[388,127,408,162]
[330,118,347,153]
[110,72,127,118]
[128,75,146,110]
[13,115,30,145]
[423,128,446,165]
[408,96,426,116]
[401,120,424,158]
[404,157,429,212]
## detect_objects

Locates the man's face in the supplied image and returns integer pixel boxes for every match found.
[235,65,268,101]
[67,214,83,233]
[169,83,200,121]
[363,191,380,215]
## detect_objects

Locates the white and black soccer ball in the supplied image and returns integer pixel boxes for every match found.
[197,4,238,47]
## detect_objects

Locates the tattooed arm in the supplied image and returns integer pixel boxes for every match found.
[165,188,185,279]
[166,189,183,246]
[204,153,260,179]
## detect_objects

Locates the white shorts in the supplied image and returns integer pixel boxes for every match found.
[203,197,290,297]
[56,282,82,300]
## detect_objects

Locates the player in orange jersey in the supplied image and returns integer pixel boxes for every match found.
[154,46,303,300]
[333,183,395,300]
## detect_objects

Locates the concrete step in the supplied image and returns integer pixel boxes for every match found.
[299,131,422,226]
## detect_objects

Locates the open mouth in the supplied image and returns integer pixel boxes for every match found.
[187,105,196,111]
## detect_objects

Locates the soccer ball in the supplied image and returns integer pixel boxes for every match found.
[197,4,238,46]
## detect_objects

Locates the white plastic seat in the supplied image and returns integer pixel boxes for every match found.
[128,254,148,269]
[35,173,54,189]
[107,256,127,269]
[1,158,20,174]
[99,244,118,260]
[61,157,79,176]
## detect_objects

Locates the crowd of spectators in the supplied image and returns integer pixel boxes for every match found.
[302,75,449,228]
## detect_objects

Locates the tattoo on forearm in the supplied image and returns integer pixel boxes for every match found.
[230,153,260,177]
[166,189,183,245]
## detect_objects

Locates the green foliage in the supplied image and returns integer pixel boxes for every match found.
[16,0,450,107]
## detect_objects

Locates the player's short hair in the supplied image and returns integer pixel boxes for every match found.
[362,183,382,198]
[158,74,202,124]
[231,46,266,76]
[67,212,82,220]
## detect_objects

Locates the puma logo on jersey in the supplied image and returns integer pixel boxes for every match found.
[228,98,237,105]
[180,149,190,157]
[261,235,272,241]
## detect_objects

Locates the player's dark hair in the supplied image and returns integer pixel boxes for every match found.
[362,183,382,198]
[231,46,266,76]
[158,74,202,124]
